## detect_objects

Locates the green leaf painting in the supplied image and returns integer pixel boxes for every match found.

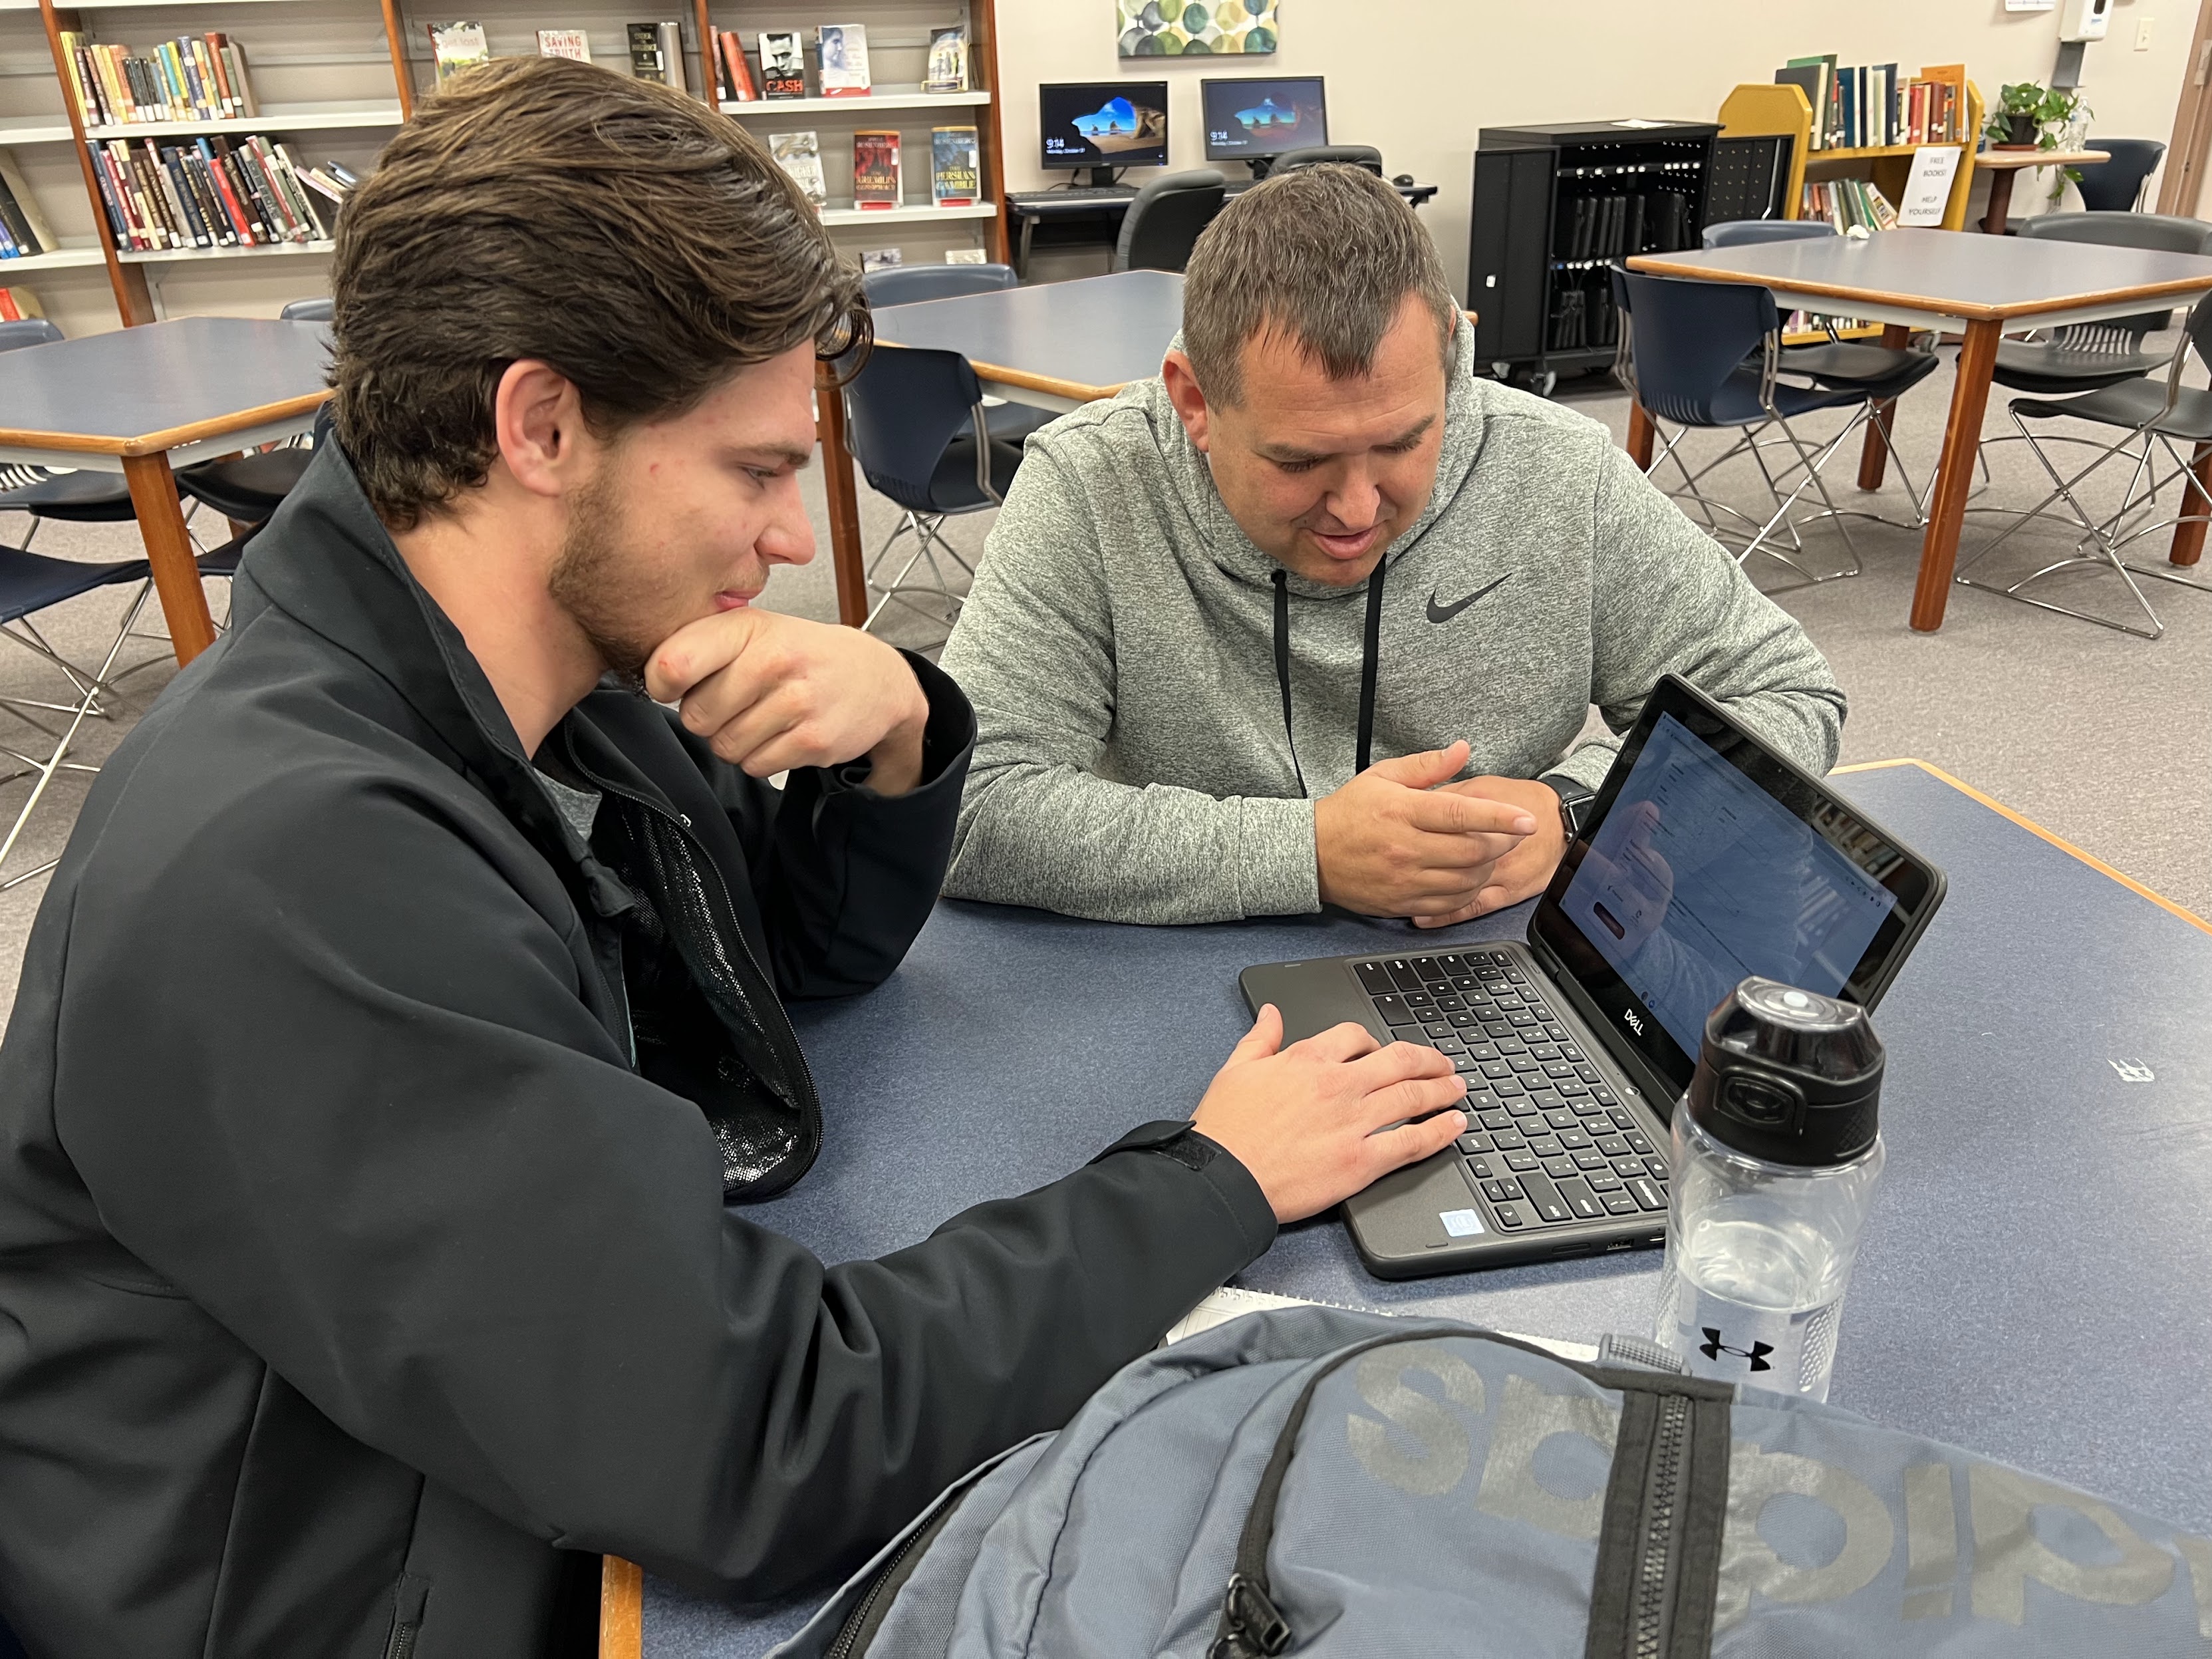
[1117,0,1278,56]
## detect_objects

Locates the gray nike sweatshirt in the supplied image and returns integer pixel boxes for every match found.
[938,319,1845,925]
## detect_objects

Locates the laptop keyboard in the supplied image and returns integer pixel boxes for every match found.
[1354,950,1671,1233]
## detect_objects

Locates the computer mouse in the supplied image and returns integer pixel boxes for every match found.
[1393,173,1415,187]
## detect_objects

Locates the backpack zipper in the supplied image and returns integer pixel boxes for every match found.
[825,1483,969,1659]
[1629,1392,1690,1659]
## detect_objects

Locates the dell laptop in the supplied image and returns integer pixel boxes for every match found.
[1240,675,1946,1278]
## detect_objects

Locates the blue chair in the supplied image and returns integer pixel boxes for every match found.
[0,543,156,888]
[1701,218,1943,524]
[1953,289,2212,639]
[0,321,184,541]
[1612,267,1873,583]
[2074,139,2165,212]
[176,297,331,525]
[842,343,1024,635]
[862,263,1050,448]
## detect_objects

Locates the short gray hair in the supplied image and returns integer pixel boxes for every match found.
[1181,164,1456,406]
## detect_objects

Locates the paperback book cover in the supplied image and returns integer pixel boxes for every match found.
[625,22,662,80]
[769,129,826,210]
[759,31,805,98]
[816,23,869,96]
[853,129,901,208]
[655,20,686,91]
[428,21,490,86]
[861,247,902,271]
[535,28,589,60]
[944,247,986,264]
[924,25,967,92]
[930,124,978,206]
[714,27,757,100]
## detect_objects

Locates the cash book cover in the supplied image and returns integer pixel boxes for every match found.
[931,125,978,206]
[853,130,902,208]
[759,30,805,98]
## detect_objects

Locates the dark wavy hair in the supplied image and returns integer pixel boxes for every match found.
[329,56,869,529]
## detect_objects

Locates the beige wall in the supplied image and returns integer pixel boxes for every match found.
[998,0,2198,291]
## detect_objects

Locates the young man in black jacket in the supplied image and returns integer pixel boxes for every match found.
[0,59,1471,1659]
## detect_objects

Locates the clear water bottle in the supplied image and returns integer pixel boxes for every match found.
[1653,977,1885,1402]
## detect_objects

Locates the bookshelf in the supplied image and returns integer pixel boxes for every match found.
[7,0,1000,333]
[1718,78,1984,233]
[706,0,1007,264]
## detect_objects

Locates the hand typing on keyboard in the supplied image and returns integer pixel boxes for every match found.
[1192,1004,1468,1223]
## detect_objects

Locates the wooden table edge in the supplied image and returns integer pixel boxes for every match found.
[1971,148,2110,170]
[968,359,1125,404]
[0,388,331,460]
[1835,758,2212,935]
[600,1555,644,1659]
[1623,253,2212,323]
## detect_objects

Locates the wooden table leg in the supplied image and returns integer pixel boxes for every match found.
[1979,168,2019,235]
[1625,400,1656,471]
[121,452,215,665]
[599,1556,642,1659]
[2169,441,2212,567]
[1856,324,1912,491]
[1911,317,2003,632]
[813,365,868,628]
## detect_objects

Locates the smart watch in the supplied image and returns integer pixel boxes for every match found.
[1540,774,1597,843]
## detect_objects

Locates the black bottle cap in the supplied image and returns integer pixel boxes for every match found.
[1683,977,1884,1168]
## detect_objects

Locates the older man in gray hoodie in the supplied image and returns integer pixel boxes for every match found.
[940,164,1844,929]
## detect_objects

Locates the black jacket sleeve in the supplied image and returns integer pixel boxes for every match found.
[670,651,976,1000]
[57,764,1272,1600]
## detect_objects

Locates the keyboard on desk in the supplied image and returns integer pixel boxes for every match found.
[1010,186,1136,203]
[1353,949,1671,1233]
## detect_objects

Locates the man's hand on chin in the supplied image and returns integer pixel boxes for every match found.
[1411,775,1570,929]
[644,609,930,796]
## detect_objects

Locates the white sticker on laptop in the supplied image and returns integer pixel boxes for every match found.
[1440,1209,1485,1238]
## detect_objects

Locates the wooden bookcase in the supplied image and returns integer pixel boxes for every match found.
[704,0,1006,264]
[1719,77,1984,232]
[0,0,1001,335]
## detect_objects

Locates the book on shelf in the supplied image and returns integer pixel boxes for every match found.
[816,24,869,96]
[626,23,663,80]
[88,132,335,252]
[861,246,900,271]
[712,27,758,101]
[429,22,490,87]
[656,21,686,92]
[536,29,589,61]
[59,31,261,128]
[0,286,42,320]
[1775,57,1969,151]
[1800,177,1898,233]
[945,247,986,265]
[768,130,826,210]
[759,31,806,98]
[924,25,968,94]
[930,125,978,206]
[853,129,900,208]
[0,152,57,259]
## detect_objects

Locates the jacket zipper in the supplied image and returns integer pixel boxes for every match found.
[1629,1393,1690,1659]
[384,1620,418,1659]
[586,776,823,1177]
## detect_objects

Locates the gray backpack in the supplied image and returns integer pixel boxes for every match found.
[777,1306,2212,1658]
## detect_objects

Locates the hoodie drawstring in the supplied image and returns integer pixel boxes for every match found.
[1271,561,1387,800]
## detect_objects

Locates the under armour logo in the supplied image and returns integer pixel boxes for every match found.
[2109,1060,2155,1084]
[1699,1328,1773,1372]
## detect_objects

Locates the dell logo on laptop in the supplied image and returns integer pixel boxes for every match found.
[1623,1010,1644,1036]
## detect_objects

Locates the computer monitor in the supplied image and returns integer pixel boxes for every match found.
[1039,82,1169,186]
[1200,75,1327,174]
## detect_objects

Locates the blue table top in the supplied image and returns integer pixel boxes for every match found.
[872,269,1182,397]
[0,316,330,448]
[645,760,2212,1655]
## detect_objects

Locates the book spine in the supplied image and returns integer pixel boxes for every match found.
[224,44,257,120]
[220,144,275,241]
[271,142,330,238]
[86,144,130,248]
[122,144,173,246]
[184,149,233,243]
[0,190,24,259]
[0,289,21,321]
[197,138,253,241]
[248,136,305,238]
[156,145,207,245]
[164,148,210,245]
[58,35,95,126]
[139,142,186,246]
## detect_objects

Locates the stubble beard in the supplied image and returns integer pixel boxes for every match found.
[546,466,656,694]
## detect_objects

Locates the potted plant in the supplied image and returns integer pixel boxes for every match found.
[1985,81,2088,150]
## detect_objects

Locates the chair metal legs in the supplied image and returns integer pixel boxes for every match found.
[1643,408,1863,587]
[1953,409,2181,639]
[0,579,152,889]
[861,511,975,639]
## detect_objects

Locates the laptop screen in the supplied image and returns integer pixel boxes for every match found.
[1530,676,1943,1096]
[1555,712,1898,1057]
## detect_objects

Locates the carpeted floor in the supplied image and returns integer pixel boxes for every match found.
[1,340,2207,1022]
